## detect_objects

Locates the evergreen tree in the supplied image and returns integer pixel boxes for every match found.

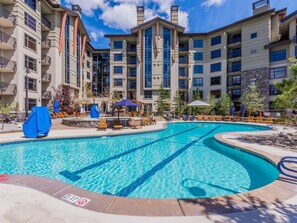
[156,84,170,115]
[172,91,187,117]
[216,93,232,115]
[241,84,265,116]
[191,90,201,115]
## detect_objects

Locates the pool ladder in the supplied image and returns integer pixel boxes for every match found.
[278,157,297,179]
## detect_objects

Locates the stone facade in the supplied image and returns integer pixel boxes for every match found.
[241,67,270,109]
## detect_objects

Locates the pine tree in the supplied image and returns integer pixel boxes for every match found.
[241,84,265,115]
[156,84,170,115]
[216,93,232,116]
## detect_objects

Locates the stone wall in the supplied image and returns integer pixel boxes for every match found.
[241,67,270,109]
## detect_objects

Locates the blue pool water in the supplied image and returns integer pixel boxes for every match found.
[0,123,279,199]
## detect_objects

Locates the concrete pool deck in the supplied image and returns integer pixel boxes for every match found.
[0,121,297,222]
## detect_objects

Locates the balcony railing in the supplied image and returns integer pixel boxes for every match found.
[128,73,136,77]
[227,50,241,59]
[293,35,297,44]
[227,81,241,87]
[179,58,187,64]
[228,64,241,73]
[42,73,51,82]
[228,37,241,45]
[179,46,188,52]
[42,91,51,99]
[41,37,51,48]
[0,82,17,95]
[41,16,51,30]
[0,56,16,71]
[0,7,16,25]
[41,55,51,65]
[128,57,137,65]
[128,47,137,53]
[0,30,16,48]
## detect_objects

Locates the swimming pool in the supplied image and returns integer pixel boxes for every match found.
[0,123,279,199]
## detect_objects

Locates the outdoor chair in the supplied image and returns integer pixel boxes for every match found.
[244,116,255,122]
[197,115,203,121]
[232,116,241,122]
[50,112,57,119]
[224,116,231,121]
[183,115,189,121]
[98,119,107,131]
[254,116,263,123]
[262,117,273,124]
[141,117,149,126]
[113,120,123,130]
[216,116,223,121]
[209,116,215,121]
[129,118,141,129]
[189,115,195,121]
[203,116,209,121]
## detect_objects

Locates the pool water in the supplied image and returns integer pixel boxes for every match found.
[0,123,279,199]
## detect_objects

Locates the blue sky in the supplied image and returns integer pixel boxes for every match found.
[61,0,296,49]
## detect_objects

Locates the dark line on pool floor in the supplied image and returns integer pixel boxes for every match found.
[115,126,221,197]
[59,126,202,182]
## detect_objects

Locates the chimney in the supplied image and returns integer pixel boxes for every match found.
[72,5,82,15]
[252,0,270,15]
[137,6,144,25]
[171,6,179,24]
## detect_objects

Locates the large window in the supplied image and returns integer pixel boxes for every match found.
[24,12,36,31]
[211,35,221,46]
[179,67,185,76]
[193,39,203,48]
[24,34,36,51]
[25,77,37,91]
[194,52,203,61]
[129,80,136,89]
[144,28,152,88]
[129,68,136,77]
[64,16,70,84]
[25,55,37,71]
[163,28,171,88]
[269,85,281,95]
[211,90,221,98]
[193,78,203,87]
[26,99,37,111]
[25,0,36,10]
[114,41,123,49]
[211,62,221,72]
[270,67,286,79]
[231,61,241,72]
[114,66,123,74]
[179,80,186,89]
[114,78,123,87]
[210,76,221,85]
[144,91,152,99]
[114,53,123,61]
[211,49,221,59]
[194,65,203,74]
[270,49,286,62]
[77,30,81,87]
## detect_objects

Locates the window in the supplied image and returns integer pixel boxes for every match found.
[269,85,281,95]
[194,52,203,61]
[295,46,297,58]
[26,98,37,111]
[270,49,286,62]
[87,72,90,79]
[231,61,241,72]
[65,16,70,84]
[211,35,221,46]
[129,68,137,77]
[251,49,257,55]
[24,12,36,31]
[114,53,123,61]
[144,91,152,99]
[194,65,203,74]
[179,67,185,76]
[129,80,136,89]
[251,32,257,39]
[76,30,81,87]
[231,89,241,99]
[193,78,203,87]
[129,57,137,64]
[163,27,171,88]
[179,80,186,89]
[211,49,221,59]
[87,50,91,57]
[25,55,37,71]
[87,61,90,68]
[211,62,221,72]
[25,77,37,91]
[232,76,241,85]
[179,56,186,64]
[232,48,241,58]
[270,67,286,79]
[114,66,123,74]
[145,27,152,88]
[193,39,203,48]
[114,78,123,87]
[24,34,36,51]
[211,90,221,99]
[210,76,221,85]
[114,41,123,49]
[25,0,36,11]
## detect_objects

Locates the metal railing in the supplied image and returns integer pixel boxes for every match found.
[128,47,137,52]
[0,30,16,48]
[227,50,241,59]
[228,64,241,73]
[42,91,51,99]
[227,81,241,87]
[179,58,188,64]
[293,35,297,44]
[228,37,241,45]
[128,57,137,64]
[179,46,188,52]
[41,37,51,48]
[0,56,16,71]
[42,73,51,82]
[41,55,51,65]
[0,7,16,25]
[41,16,51,30]
[0,82,17,95]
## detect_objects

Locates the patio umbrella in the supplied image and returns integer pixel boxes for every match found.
[240,104,246,116]
[114,99,139,120]
[54,99,60,113]
[230,106,235,116]
[90,104,100,119]
[187,100,210,107]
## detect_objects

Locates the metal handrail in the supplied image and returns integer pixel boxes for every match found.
[278,156,297,179]
[0,30,16,48]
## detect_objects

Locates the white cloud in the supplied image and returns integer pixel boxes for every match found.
[64,0,108,16]
[179,10,189,31]
[201,0,226,7]
[90,31,104,42]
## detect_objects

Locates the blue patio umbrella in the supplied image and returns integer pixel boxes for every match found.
[90,104,100,119]
[114,99,139,119]
[54,99,60,113]
[230,106,235,116]
[240,104,246,116]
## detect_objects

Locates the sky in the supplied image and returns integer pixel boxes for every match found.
[61,0,297,49]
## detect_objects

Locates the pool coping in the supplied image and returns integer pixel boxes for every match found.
[0,121,297,217]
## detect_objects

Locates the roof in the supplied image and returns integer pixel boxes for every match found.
[281,9,297,23]
[264,39,292,49]
[104,34,136,38]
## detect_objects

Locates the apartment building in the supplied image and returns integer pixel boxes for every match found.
[0,0,92,112]
[104,0,297,112]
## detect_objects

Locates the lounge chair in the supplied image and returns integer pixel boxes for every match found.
[98,119,107,131]
[197,115,203,121]
[232,116,241,122]
[113,120,123,130]
[55,112,64,118]
[216,116,223,121]
[141,117,149,126]
[209,116,215,121]
[262,117,273,124]
[183,115,189,121]
[224,116,231,121]
[189,115,195,121]
[50,112,57,119]
[254,116,263,123]
[62,112,69,118]
[203,116,209,121]
[129,118,141,129]
[244,116,255,122]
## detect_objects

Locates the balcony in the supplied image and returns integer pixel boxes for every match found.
[293,35,297,44]
[179,58,188,66]
[0,57,16,73]
[179,45,188,55]
[0,82,17,95]
[128,57,137,66]
[127,73,136,79]
[0,30,16,50]
[42,73,51,83]
[0,7,16,27]
[41,16,51,31]
[228,36,241,46]
[127,46,137,54]
[179,74,189,79]
[41,37,51,49]
[42,91,51,100]
[41,55,51,66]
[228,64,241,73]
[227,81,241,87]
[227,50,241,60]
[2,0,16,4]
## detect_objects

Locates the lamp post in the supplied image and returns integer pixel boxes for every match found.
[25,68,30,118]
